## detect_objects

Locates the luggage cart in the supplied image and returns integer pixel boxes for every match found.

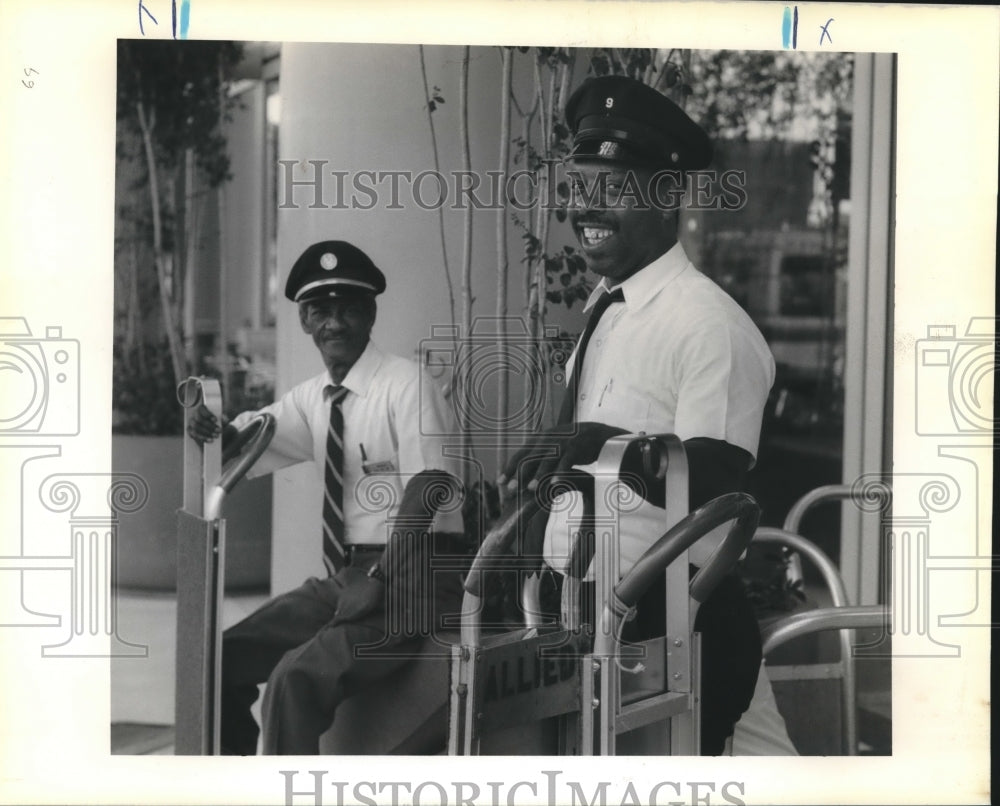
[752,482,892,755]
[448,434,760,756]
[760,602,889,754]
[173,377,275,755]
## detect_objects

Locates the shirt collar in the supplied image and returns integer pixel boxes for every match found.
[323,341,383,400]
[583,241,691,313]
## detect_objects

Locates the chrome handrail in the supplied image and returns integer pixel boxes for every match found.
[761,605,888,654]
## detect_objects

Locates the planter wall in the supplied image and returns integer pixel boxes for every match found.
[112,434,272,591]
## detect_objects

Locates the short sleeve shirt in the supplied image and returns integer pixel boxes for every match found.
[232,341,462,544]
[543,243,775,575]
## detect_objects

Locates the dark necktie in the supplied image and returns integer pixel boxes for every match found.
[322,385,350,575]
[557,287,625,423]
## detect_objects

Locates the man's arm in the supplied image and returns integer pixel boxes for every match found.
[186,382,317,477]
[331,469,462,627]
[368,469,462,583]
[683,437,753,509]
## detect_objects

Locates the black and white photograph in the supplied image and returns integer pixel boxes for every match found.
[0,2,995,805]
[108,39,890,759]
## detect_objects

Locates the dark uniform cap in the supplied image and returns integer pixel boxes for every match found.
[564,75,713,171]
[284,240,387,303]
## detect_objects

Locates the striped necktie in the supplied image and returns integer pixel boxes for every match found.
[322,385,350,575]
[557,287,625,424]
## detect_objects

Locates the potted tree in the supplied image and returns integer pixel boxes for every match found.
[112,40,271,591]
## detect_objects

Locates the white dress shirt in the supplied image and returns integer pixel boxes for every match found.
[233,341,463,544]
[543,242,775,575]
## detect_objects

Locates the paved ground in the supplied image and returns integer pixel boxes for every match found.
[111,589,267,754]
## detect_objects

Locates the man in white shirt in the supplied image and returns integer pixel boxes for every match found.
[189,240,468,755]
[501,75,779,754]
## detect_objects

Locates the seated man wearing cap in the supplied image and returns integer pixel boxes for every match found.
[189,240,468,755]
[501,75,786,755]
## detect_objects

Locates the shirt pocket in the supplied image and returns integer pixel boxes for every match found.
[597,377,654,431]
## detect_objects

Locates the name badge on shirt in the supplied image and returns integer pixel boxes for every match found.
[362,458,396,474]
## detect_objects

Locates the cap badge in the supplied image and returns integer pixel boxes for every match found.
[320,252,338,270]
[598,141,617,157]
[605,97,614,109]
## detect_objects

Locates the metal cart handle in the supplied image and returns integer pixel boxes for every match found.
[459,497,541,646]
[217,413,276,494]
[612,491,759,614]
[177,376,276,520]
[761,605,887,654]
[202,413,275,520]
[588,492,757,660]
[462,497,541,599]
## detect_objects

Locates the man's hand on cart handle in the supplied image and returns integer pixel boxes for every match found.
[498,422,629,494]
[499,427,756,513]
[187,404,237,448]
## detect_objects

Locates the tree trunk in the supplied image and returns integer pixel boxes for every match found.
[216,57,231,408]
[183,148,199,371]
[458,46,473,482]
[136,100,186,389]
[126,239,146,376]
[495,46,513,473]
[418,45,456,338]
[524,57,546,348]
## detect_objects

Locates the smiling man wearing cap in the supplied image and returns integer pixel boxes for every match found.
[189,239,468,755]
[502,75,786,755]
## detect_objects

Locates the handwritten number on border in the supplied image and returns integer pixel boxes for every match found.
[22,67,38,89]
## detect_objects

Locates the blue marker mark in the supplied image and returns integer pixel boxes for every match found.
[179,0,190,39]
[782,6,798,49]
[170,0,191,39]
[138,0,157,35]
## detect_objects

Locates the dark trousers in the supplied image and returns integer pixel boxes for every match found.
[625,568,762,755]
[220,548,466,755]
